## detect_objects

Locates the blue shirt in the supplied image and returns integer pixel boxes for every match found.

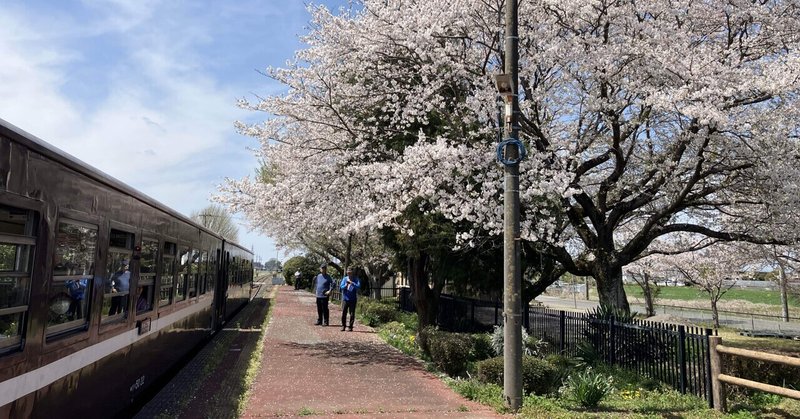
[313,273,333,298]
[340,275,361,302]
[112,270,131,292]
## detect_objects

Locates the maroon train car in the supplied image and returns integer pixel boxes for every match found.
[0,119,254,418]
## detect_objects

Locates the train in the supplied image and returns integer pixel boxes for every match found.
[0,118,255,418]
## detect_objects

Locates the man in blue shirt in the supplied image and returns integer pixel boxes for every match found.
[340,267,361,331]
[313,263,333,326]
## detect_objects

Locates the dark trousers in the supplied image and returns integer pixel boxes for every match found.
[316,297,329,324]
[341,299,357,328]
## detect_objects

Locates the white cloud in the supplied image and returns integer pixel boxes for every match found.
[0,1,349,261]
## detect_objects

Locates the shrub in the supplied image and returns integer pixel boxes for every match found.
[427,331,473,377]
[397,311,418,331]
[470,333,494,362]
[476,355,559,395]
[358,299,398,326]
[560,367,614,407]
[418,325,438,357]
[545,353,580,385]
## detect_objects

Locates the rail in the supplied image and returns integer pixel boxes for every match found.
[709,336,800,412]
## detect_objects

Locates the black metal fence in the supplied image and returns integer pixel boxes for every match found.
[390,288,714,404]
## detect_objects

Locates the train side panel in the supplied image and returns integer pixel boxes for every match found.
[0,120,254,417]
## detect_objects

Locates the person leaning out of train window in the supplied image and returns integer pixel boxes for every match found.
[339,267,361,332]
[65,277,88,320]
[108,260,131,316]
[313,263,333,326]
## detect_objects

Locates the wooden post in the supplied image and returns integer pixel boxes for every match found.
[709,336,726,412]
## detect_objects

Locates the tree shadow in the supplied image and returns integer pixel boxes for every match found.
[280,340,423,370]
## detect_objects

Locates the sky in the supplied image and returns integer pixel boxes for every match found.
[0,0,350,265]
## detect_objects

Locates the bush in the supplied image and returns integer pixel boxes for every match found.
[476,356,559,395]
[560,367,614,407]
[357,299,398,327]
[418,325,438,357]
[470,333,494,362]
[378,321,419,356]
[427,331,473,377]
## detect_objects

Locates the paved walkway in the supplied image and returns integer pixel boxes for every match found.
[136,285,502,418]
[242,286,501,418]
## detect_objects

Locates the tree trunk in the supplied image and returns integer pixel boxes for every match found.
[642,272,656,317]
[777,261,790,322]
[710,298,720,329]
[408,253,437,332]
[594,264,630,313]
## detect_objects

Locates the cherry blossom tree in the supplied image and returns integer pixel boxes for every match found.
[670,243,754,329]
[219,0,800,320]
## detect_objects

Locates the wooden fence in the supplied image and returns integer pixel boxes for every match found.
[709,336,800,412]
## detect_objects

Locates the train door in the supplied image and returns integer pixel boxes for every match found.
[212,249,228,328]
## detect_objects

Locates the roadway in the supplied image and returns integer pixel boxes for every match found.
[534,295,800,338]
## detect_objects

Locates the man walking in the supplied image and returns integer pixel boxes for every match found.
[340,267,361,331]
[313,264,333,325]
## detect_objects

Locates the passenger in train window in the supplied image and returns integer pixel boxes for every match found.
[108,260,130,316]
[65,277,88,320]
[136,286,149,312]
[313,264,333,326]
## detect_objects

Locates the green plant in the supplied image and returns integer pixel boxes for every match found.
[446,378,506,411]
[490,325,545,357]
[378,321,419,356]
[418,325,438,357]
[475,355,559,395]
[470,333,494,361]
[560,367,614,408]
[358,299,399,326]
[427,331,473,377]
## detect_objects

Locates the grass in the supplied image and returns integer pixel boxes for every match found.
[623,285,800,308]
[367,293,800,418]
[446,366,800,418]
[717,327,800,356]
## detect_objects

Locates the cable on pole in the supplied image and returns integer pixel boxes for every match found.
[496,138,527,166]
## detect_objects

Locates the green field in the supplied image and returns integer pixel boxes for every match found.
[624,284,800,307]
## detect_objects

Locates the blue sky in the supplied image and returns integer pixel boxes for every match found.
[0,0,349,265]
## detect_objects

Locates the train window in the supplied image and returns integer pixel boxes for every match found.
[229,256,237,285]
[159,242,176,307]
[137,239,157,314]
[208,251,217,293]
[176,247,189,302]
[47,219,96,337]
[102,229,134,323]
[188,249,199,298]
[0,205,36,355]
[199,251,208,295]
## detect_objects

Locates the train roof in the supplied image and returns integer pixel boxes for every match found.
[0,118,252,256]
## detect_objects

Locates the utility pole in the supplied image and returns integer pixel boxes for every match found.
[495,0,523,411]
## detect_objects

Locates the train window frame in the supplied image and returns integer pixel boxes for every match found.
[136,237,158,315]
[176,245,190,303]
[46,218,98,339]
[0,204,37,356]
[101,229,135,324]
[199,250,209,296]
[188,248,200,299]
[158,241,177,308]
